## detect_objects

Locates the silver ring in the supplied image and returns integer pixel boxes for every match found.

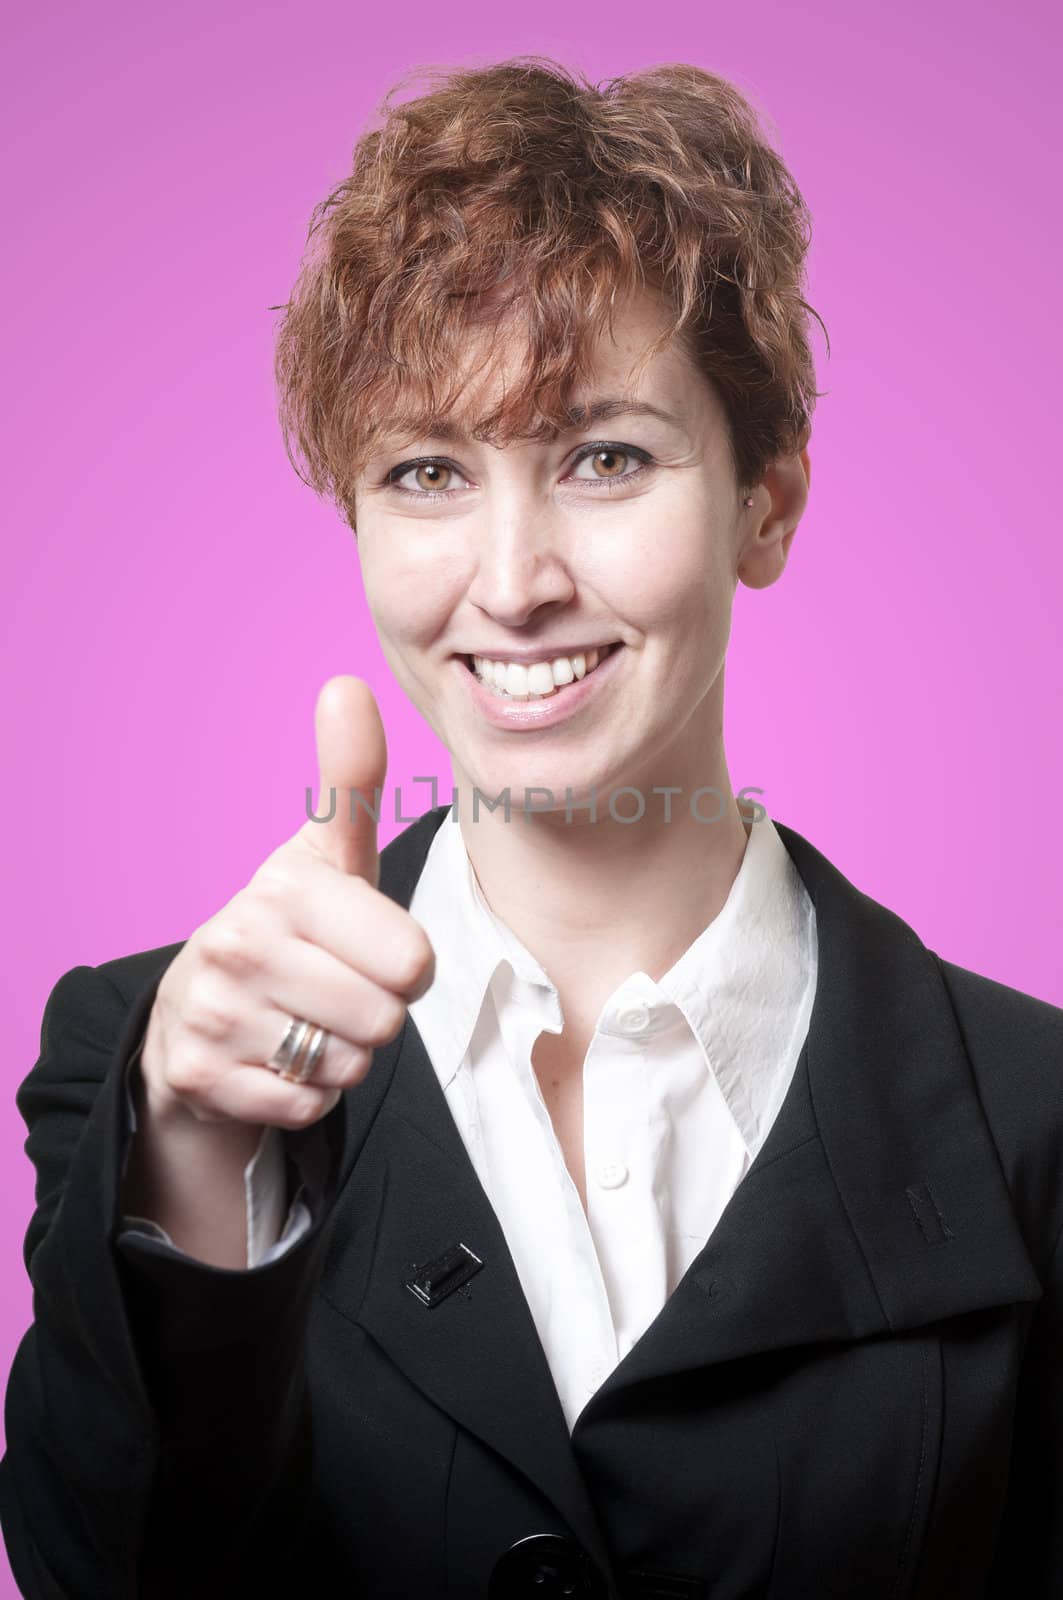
[268,1016,330,1085]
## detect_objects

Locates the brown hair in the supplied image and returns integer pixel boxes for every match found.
[273,56,828,527]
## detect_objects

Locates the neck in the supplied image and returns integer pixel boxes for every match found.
[450,739,753,1028]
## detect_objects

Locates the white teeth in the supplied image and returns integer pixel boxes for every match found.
[504,662,530,699]
[471,646,610,700]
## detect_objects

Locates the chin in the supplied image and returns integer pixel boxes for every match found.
[453,754,624,817]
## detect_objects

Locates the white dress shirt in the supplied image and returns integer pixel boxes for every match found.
[122,808,817,1432]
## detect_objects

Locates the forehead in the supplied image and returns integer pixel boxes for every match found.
[368,287,716,456]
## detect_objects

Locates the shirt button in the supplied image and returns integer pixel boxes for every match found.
[596,1160,629,1189]
[587,1357,610,1389]
[614,1002,651,1035]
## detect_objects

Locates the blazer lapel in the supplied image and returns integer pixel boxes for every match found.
[575,819,1044,1414]
[353,1017,613,1563]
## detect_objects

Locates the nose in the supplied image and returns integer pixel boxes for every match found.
[464,508,576,628]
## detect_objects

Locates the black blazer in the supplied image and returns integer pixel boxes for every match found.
[2,804,1062,1600]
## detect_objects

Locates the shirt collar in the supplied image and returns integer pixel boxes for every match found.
[406,809,816,1154]
[407,811,558,1091]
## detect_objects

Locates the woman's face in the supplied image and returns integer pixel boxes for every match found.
[352,287,806,816]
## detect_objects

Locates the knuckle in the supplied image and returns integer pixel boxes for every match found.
[394,935,434,993]
[366,994,405,1045]
[185,975,237,1043]
[287,1089,325,1128]
[253,863,298,911]
[337,1044,372,1082]
[199,917,260,974]
[344,1043,373,1081]
[167,1046,214,1096]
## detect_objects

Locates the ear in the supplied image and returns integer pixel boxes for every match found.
[737,444,811,591]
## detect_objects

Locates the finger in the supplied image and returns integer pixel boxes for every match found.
[183,926,410,1089]
[253,1011,373,1093]
[298,675,387,884]
[180,1063,345,1131]
[195,999,372,1092]
[252,856,435,1000]
[260,934,410,1053]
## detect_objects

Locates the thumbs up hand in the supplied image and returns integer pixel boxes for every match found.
[139,676,436,1131]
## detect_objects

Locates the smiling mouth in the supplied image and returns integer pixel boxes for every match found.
[461,642,622,700]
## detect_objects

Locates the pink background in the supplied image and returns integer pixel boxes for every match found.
[2,0,1060,1589]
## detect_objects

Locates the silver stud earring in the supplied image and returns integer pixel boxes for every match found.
[743,495,755,507]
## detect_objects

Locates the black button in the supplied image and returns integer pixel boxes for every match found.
[489,1533,608,1599]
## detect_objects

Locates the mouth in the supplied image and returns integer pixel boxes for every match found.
[460,642,623,701]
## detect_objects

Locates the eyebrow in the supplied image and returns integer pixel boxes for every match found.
[405,397,683,445]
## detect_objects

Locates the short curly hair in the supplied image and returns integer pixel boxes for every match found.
[273,55,827,528]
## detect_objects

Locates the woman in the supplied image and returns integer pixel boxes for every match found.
[2,56,1061,1600]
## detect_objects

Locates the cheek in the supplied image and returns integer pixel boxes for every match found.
[360,545,454,647]
[598,518,728,631]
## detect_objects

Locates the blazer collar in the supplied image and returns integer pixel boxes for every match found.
[320,804,1042,1561]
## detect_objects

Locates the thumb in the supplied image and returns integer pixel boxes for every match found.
[300,675,387,885]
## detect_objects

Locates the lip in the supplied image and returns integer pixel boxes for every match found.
[456,642,626,731]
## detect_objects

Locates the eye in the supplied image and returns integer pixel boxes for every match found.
[384,458,470,497]
[568,443,654,487]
